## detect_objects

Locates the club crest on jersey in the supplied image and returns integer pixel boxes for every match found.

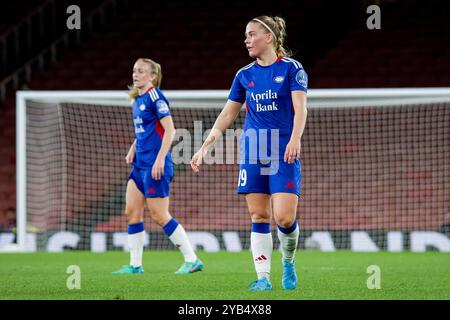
[273,76,284,83]
[156,100,169,114]
[139,104,146,111]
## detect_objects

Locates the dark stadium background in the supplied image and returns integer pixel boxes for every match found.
[0,0,449,250]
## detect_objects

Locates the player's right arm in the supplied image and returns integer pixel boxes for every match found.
[125,139,136,164]
[191,99,242,172]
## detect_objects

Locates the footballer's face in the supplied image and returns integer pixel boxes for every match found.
[132,60,155,88]
[244,22,273,58]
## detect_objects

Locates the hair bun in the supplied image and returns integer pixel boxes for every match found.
[273,16,286,31]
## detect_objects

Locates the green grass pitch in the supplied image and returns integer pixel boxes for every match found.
[0,250,448,300]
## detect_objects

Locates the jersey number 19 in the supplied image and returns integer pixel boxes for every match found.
[238,169,247,187]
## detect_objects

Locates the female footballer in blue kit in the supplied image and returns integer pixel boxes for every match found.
[191,16,307,290]
[113,58,203,275]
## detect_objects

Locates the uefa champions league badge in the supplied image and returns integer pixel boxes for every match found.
[139,104,146,111]
[156,100,170,114]
[295,69,308,87]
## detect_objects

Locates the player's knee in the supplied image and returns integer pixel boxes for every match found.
[249,209,271,222]
[125,207,142,224]
[147,207,168,227]
[276,215,296,228]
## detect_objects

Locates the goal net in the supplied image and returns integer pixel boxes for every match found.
[12,89,450,252]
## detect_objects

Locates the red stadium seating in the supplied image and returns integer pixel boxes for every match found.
[309,0,450,88]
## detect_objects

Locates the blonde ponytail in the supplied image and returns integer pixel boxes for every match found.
[128,86,140,101]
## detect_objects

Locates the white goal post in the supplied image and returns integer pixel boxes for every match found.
[12,88,450,252]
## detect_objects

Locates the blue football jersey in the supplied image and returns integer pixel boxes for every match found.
[228,56,308,161]
[131,86,173,168]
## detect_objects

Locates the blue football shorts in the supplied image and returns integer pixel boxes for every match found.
[128,164,174,198]
[236,159,301,196]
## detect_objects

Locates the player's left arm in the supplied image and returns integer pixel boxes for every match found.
[152,115,176,180]
[284,91,307,164]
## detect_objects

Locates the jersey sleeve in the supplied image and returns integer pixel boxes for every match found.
[289,63,308,92]
[154,97,171,120]
[228,73,246,103]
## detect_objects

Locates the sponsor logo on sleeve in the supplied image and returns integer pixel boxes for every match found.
[156,100,170,114]
[295,69,308,87]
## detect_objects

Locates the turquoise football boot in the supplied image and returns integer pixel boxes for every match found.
[282,259,297,290]
[248,277,273,291]
[174,259,204,274]
[112,265,144,275]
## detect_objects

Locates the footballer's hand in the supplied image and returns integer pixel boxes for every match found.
[191,148,206,173]
[125,149,135,164]
[151,157,165,180]
[284,139,301,164]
